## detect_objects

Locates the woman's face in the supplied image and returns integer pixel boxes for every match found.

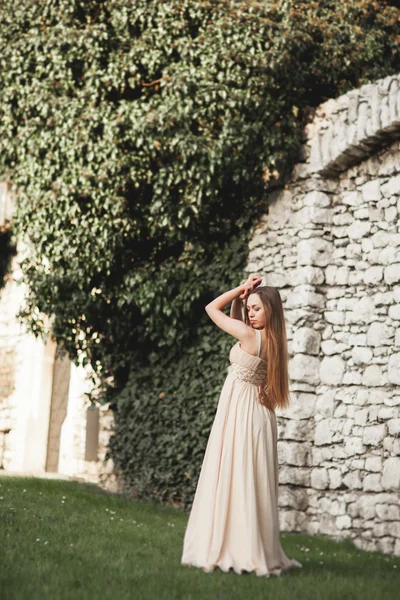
[246,293,266,329]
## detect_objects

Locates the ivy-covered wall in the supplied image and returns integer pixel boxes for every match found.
[0,1,400,509]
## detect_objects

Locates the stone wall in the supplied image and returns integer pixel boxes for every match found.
[247,73,400,556]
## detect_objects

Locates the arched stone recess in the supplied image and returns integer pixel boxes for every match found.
[0,185,119,491]
[247,73,400,556]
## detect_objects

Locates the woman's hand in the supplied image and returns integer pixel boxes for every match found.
[238,274,262,299]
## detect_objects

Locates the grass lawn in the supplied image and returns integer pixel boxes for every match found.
[0,476,399,600]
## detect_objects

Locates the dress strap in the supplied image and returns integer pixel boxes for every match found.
[255,329,261,358]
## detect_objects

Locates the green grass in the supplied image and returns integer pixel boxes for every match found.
[0,476,399,600]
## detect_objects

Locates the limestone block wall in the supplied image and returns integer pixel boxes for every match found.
[247,73,400,556]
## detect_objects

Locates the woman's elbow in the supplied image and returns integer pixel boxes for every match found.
[205,302,216,317]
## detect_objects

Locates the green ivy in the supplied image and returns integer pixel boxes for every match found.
[108,319,233,509]
[106,233,249,509]
[0,0,399,508]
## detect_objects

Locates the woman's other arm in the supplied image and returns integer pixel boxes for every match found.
[230,274,262,321]
[230,298,243,321]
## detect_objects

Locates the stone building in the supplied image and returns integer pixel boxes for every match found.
[247,73,400,556]
[0,182,118,491]
[1,73,399,555]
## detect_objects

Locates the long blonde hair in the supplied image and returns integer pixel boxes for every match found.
[244,286,291,411]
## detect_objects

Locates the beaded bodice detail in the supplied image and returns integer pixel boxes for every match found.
[228,331,267,386]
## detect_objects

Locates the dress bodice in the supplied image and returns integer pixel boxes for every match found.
[228,330,267,386]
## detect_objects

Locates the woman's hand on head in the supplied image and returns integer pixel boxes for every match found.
[239,274,262,299]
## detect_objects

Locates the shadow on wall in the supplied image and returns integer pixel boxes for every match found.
[0,228,16,290]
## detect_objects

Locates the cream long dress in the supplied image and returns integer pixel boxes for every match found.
[181,328,302,577]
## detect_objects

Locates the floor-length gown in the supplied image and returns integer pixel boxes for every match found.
[181,328,302,577]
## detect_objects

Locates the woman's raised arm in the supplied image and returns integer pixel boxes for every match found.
[205,274,261,341]
[205,284,253,342]
[230,274,262,321]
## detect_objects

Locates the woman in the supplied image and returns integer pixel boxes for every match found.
[181,274,302,577]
